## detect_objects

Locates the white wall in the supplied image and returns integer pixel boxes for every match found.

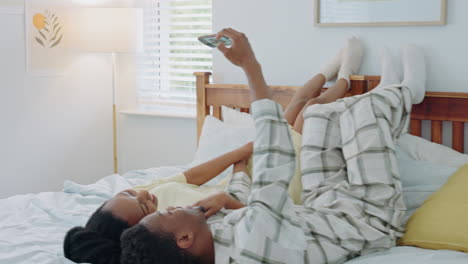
[0,13,114,198]
[212,0,468,94]
[118,115,197,173]
[115,56,198,174]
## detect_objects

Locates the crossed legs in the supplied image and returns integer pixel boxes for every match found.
[284,37,364,133]
[301,44,426,214]
[284,75,349,133]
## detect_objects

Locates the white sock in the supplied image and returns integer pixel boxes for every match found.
[375,47,402,89]
[319,48,344,81]
[337,36,364,88]
[401,45,426,104]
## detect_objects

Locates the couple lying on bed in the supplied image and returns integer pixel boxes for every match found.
[64,28,426,264]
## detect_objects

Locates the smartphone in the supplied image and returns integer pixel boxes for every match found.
[198,34,232,48]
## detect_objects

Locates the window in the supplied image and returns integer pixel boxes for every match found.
[137,0,212,106]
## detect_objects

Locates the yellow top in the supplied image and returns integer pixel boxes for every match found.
[134,125,303,211]
[132,173,230,211]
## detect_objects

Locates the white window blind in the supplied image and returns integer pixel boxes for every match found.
[138,0,213,104]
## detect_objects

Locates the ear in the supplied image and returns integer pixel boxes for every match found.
[176,231,195,249]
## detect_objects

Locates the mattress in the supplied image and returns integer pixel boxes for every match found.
[0,166,467,264]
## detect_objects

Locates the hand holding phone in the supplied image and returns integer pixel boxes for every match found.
[198,34,232,48]
[212,28,258,69]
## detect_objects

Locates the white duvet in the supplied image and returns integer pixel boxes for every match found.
[1,166,467,264]
[0,166,184,264]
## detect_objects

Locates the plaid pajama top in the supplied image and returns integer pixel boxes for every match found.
[210,85,411,264]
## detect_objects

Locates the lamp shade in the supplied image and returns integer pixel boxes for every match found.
[71,8,143,53]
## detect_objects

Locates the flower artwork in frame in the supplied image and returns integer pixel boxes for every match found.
[25,0,68,76]
[315,0,447,27]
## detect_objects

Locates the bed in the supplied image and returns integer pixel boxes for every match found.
[1,73,468,263]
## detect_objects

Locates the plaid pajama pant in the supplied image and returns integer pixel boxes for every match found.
[211,85,412,264]
[300,85,411,259]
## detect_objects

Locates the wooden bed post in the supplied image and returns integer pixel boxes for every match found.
[410,119,422,137]
[194,72,211,144]
[453,122,465,153]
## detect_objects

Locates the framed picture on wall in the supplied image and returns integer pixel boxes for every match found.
[25,0,69,76]
[315,0,447,27]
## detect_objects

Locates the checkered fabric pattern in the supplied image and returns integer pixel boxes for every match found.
[210,85,412,264]
[206,172,252,225]
[225,171,251,205]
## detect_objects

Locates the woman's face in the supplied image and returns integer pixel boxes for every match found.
[103,189,158,226]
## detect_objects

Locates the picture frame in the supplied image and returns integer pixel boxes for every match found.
[315,0,447,27]
[25,0,69,76]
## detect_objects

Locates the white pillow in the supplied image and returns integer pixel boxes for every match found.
[221,106,254,128]
[395,133,468,223]
[397,154,457,224]
[396,133,468,167]
[191,115,254,185]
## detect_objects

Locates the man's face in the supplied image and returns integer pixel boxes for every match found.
[140,206,207,234]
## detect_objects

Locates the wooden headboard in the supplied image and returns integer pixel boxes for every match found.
[194,72,468,153]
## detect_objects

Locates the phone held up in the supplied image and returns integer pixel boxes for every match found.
[198,34,232,48]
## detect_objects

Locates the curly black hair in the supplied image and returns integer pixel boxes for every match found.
[63,204,129,264]
[120,224,201,264]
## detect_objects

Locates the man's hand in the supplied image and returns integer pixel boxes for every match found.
[193,192,230,218]
[216,28,271,101]
[216,28,258,69]
[193,191,246,218]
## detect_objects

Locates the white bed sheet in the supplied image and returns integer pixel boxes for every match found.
[1,166,467,264]
[0,166,185,264]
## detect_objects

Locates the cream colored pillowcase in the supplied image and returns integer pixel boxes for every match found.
[286,126,303,205]
[399,164,468,252]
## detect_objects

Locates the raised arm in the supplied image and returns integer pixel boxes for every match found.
[216,28,299,227]
[216,28,272,102]
[183,142,252,186]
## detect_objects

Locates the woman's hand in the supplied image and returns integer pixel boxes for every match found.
[193,192,230,218]
[216,28,258,69]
